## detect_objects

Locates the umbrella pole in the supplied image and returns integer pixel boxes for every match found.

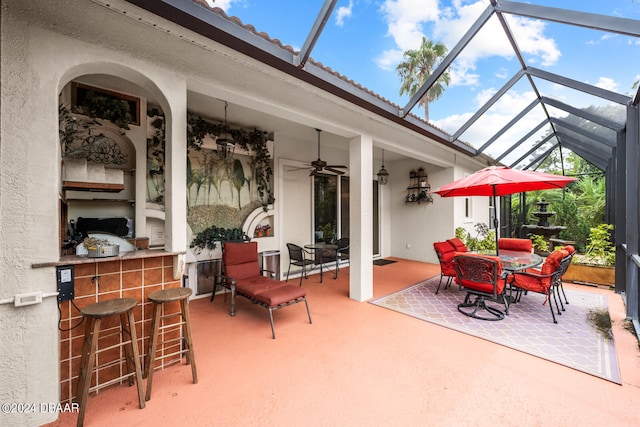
[493,190,499,255]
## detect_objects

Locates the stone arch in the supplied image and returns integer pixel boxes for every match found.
[56,61,176,246]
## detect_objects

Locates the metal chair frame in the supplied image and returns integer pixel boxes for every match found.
[453,254,509,321]
[509,259,565,324]
[333,237,350,279]
[286,243,317,286]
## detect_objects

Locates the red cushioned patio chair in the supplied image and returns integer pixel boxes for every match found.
[219,241,312,338]
[554,246,575,309]
[453,253,509,321]
[433,241,458,294]
[508,249,568,324]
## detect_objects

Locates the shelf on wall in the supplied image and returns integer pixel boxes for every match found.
[63,181,124,192]
[405,167,433,204]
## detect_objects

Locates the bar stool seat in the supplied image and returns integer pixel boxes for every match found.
[76,298,145,427]
[144,287,197,401]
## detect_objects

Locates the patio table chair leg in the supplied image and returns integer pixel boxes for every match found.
[548,296,558,324]
[555,285,566,312]
[304,298,312,324]
[268,308,276,339]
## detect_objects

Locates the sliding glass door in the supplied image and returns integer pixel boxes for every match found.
[312,173,380,255]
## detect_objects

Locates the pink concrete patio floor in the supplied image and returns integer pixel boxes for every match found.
[46,258,640,426]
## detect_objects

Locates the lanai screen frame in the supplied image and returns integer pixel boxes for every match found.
[122,0,640,328]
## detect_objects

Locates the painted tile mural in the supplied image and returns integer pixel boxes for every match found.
[186,149,267,235]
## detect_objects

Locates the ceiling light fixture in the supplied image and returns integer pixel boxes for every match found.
[216,101,235,161]
[377,149,389,185]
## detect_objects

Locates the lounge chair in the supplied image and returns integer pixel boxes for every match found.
[218,241,312,338]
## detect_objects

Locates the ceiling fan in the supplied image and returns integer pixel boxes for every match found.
[308,129,347,175]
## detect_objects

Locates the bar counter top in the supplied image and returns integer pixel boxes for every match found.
[32,249,184,268]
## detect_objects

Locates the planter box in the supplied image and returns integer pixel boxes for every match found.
[563,263,614,287]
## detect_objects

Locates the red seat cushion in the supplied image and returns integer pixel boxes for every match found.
[511,249,567,293]
[446,237,468,252]
[498,238,532,253]
[252,285,307,306]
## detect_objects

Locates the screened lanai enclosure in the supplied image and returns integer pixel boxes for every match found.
[125,0,640,331]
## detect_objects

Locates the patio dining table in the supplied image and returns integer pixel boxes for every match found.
[304,243,338,283]
[474,249,543,272]
[472,249,543,306]
[496,249,543,272]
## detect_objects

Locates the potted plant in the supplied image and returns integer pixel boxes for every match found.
[190,226,249,253]
[563,224,615,287]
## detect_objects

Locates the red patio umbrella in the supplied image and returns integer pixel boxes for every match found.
[434,166,578,251]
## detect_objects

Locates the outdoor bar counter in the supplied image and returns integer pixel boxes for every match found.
[34,250,186,404]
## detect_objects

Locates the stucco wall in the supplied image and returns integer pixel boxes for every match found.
[0,1,486,425]
[1,11,65,427]
[0,5,185,425]
[389,159,447,263]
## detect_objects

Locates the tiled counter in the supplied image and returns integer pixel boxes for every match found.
[34,251,184,403]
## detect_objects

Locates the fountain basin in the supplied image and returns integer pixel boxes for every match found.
[521,225,566,238]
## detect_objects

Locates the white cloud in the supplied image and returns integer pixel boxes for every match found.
[593,77,619,92]
[505,15,560,66]
[204,0,237,11]
[379,0,440,50]
[378,0,560,86]
[433,88,544,147]
[335,0,354,27]
[375,48,405,70]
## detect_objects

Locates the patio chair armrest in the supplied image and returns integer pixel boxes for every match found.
[509,269,555,281]
[213,273,237,288]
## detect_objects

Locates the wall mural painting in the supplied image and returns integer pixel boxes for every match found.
[144,110,274,238]
[187,150,266,236]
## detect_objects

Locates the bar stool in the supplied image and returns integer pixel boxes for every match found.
[144,287,197,401]
[76,298,145,427]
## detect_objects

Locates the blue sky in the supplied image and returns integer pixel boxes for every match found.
[205,0,640,163]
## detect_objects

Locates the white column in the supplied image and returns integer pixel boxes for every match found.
[164,86,188,254]
[349,134,374,301]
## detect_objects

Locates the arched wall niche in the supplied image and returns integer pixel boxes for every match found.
[56,62,173,250]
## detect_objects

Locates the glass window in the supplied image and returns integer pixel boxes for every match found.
[313,173,337,243]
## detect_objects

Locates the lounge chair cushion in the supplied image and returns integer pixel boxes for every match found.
[223,242,261,280]
[224,242,307,308]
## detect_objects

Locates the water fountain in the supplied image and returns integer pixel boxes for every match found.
[521,198,566,240]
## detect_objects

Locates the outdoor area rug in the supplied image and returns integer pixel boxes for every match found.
[373,259,398,266]
[369,276,621,384]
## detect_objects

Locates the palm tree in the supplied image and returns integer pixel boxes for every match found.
[396,37,450,121]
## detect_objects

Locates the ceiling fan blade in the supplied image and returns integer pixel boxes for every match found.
[286,166,311,172]
[325,167,345,175]
[326,165,347,169]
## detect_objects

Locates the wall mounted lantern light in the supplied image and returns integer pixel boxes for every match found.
[377,149,389,185]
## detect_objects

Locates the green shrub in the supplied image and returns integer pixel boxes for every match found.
[529,234,548,253]
[455,223,496,252]
[585,224,615,266]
